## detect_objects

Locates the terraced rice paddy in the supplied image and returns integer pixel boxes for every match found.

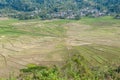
[75,45,120,65]
[0,16,120,77]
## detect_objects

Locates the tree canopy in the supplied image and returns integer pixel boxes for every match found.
[0,0,119,19]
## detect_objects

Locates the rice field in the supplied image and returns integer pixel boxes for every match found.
[0,16,120,77]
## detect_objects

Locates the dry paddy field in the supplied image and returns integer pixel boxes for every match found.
[0,16,120,77]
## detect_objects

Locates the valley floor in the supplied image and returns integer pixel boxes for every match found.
[0,16,120,77]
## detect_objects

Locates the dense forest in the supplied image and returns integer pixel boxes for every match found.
[0,0,120,19]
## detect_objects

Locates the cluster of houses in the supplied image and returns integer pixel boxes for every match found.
[0,7,118,20]
[50,8,107,19]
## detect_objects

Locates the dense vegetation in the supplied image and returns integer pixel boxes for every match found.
[0,0,120,19]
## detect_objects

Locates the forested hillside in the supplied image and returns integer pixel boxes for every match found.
[0,0,119,19]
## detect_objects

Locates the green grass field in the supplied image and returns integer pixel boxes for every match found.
[0,16,120,78]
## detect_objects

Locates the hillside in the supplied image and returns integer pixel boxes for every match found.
[0,0,119,19]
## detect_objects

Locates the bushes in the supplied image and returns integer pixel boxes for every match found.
[61,51,93,80]
[19,66,62,80]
